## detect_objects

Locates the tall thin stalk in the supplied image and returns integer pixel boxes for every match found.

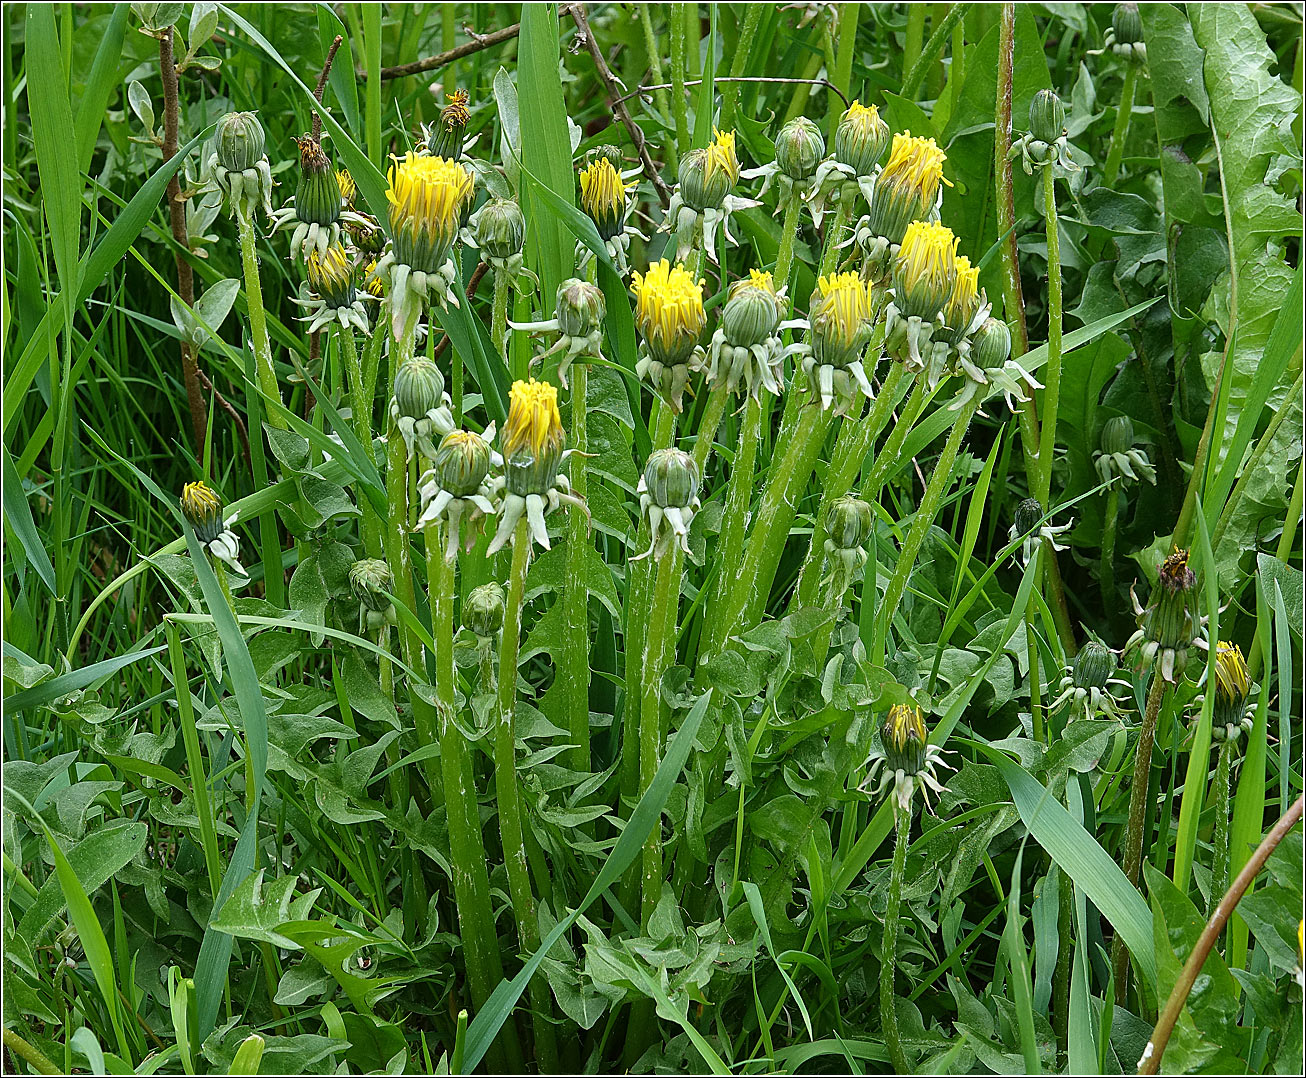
[1102,65,1137,190]
[1034,165,1063,508]
[495,518,559,1071]
[881,804,911,1074]
[1112,671,1167,1003]
[1208,739,1235,917]
[561,362,591,772]
[234,207,284,428]
[875,399,980,660]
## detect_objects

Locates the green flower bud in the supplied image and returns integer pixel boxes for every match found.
[556,278,606,337]
[464,582,506,638]
[427,90,470,160]
[1014,497,1044,537]
[827,496,873,551]
[971,317,1012,370]
[304,243,357,310]
[882,704,929,775]
[642,448,699,510]
[349,558,394,613]
[834,101,889,176]
[1112,3,1143,45]
[722,270,783,348]
[180,481,224,544]
[1137,548,1201,679]
[1029,90,1066,146]
[216,112,265,173]
[295,136,343,226]
[774,116,825,182]
[1100,415,1136,457]
[679,148,730,211]
[1072,640,1117,690]
[346,214,387,257]
[586,145,625,172]
[474,198,525,261]
[430,430,492,497]
[393,357,447,421]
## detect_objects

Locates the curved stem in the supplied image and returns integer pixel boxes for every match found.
[691,381,731,477]
[1102,64,1137,190]
[236,207,284,429]
[881,804,911,1074]
[774,196,803,294]
[495,518,558,1071]
[1140,795,1305,1075]
[491,267,509,363]
[2,1028,59,1076]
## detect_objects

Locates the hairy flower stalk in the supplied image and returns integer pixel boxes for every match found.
[862,704,951,1074]
[470,197,532,359]
[1096,415,1156,604]
[210,112,284,430]
[496,511,559,1072]
[562,360,592,772]
[876,397,982,660]
[1113,549,1201,1001]
[1207,642,1252,916]
[422,520,503,1026]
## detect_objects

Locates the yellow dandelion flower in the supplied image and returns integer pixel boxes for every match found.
[942,255,980,335]
[631,259,707,364]
[386,151,474,272]
[579,156,633,240]
[336,168,357,211]
[811,272,876,361]
[894,220,959,321]
[885,703,928,765]
[1213,641,1250,710]
[868,131,952,244]
[305,243,356,306]
[705,128,741,186]
[502,378,565,463]
[180,481,224,542]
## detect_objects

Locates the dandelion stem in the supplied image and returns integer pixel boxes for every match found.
[1035,164,1063,507]
[881,802,911,1074]
[1112,670,1167,1004]
[1100,484,1120,609]
[636,3,674,150]
[426,528,508,1059]
[774,196,803,291]
[701,393,763,661]
[562,361,591,772]
[341,328,383,557]
[818,200,851,277]
[1208,738,1234,918]
[235,206,285,429]
[720,2,763,131]
[496,517,559,1071]
[669,2,690,155]
[491,266,510,362]
[792,361,906,612]
[876,398,979,662]
[1102,64,1137,190]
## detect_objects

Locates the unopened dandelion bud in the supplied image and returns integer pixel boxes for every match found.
[474,198,525,261]
[216,111,265,173]
[1113,3,1143,45]
[680,129,741,211]
[1014,497,1044,538]
[394,357,446,420]
[427,90,470,160]
[828,496,874,552]
[636,448,701,560]
[1100,415,1135,456]
[295,136,343,227]
[181,481,224,544]
[556,278,606,338]
[336,168,358,211]
[1029,90,1067,146]
[1074,640,1118,690]
[347,214,387,256]
[834,101,889,176]
[388,152,473,273]
[349,558,394,613]
[305,243,357,309]
[722,270,783,348]
[972,317,1012,370]
[586,144,625,172]
[1131,548,1201,682]
[464,582,506,639]
[432,430,492,497]
[775,116,825,182]
[1212,641,1251,733]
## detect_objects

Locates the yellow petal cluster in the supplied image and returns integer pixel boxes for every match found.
[942,255,980,333]
[867,131,952,244]
[305,242,356,302]
[704,127,741,186]
[502,378,565,462]
[337,168,357,210]
[894,220,960,320]
[631,259,707,364]
[579,156,632,239]
[1213,641,1250,709]
[812,272,876,354]
[386,151,474,270]
[885,703,928,758]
